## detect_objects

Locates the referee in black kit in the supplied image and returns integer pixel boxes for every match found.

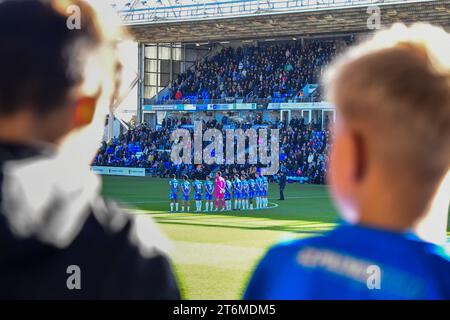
[277,172,286,200]
[0,0,179,299]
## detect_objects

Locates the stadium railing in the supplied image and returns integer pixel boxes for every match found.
[117,0,426,25]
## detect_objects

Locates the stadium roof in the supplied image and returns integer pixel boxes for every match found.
[112,0,450,43]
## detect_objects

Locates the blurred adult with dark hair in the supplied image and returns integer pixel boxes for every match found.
[0,0,180,299]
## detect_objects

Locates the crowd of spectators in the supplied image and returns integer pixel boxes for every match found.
[93,115,330,184]
[279,117,330,184]
[166,40,339,103]
[93,40,340,183]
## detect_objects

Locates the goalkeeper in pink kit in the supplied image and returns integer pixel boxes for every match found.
[214,171,226,211]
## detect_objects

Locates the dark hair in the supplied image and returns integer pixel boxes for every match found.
[172,174,176,179]
[183,175,188,180]
[0,0,103,115]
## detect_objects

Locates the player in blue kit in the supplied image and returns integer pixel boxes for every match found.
[241,175,249,210]
[169,174,180,212]
[255,172,262,209]
[224,175,233,211]
[244,24,450,299]
[261,175,269,208]
[204,175,214,213]
[233,174,242,210]
[181,175,191,212]
[193,178,203,213]
[248,176,256,210]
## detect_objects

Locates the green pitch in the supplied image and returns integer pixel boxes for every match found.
[101,176,450,300]
[101,176,338,299]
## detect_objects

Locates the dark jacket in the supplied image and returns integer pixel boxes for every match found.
[279,174,287,188]
[0,143,180,299]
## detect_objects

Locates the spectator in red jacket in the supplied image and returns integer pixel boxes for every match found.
[175,89,182,100]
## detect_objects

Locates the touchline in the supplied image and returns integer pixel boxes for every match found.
[170,120,280,175]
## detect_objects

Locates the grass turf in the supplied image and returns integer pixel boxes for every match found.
[101,176,450,300]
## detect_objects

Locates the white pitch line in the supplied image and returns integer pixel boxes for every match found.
[268,202,279,209]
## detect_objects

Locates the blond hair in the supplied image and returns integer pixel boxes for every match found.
[324,23,450,183]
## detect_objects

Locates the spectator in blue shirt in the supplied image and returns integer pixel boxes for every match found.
[245,24,450,300]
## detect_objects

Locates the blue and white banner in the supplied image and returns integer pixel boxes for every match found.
[287,176,309,183]
[91,166,146,177]
[144,103,257,112]
[268,101,333,110]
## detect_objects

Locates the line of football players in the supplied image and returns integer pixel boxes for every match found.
[169,173,269,213]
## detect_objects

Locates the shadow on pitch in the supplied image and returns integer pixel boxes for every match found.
[151,216,337,234]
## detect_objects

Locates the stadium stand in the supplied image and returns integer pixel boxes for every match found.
[159,40,341,104]
[93,114,330,184]
[94,40,340,183]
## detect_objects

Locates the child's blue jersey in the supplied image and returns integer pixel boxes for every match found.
[248,179,255,191]
[248,178,255,198]
[242,180,249,198]
[205,180,214,200]
[233,179,241,198]
[244,224,450,300]
[169,179,179,199]
[224,180,232,200]
[255,177,262,196]
[181,180,190,200]
[193,180,203,200]
[262,177,268,196]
